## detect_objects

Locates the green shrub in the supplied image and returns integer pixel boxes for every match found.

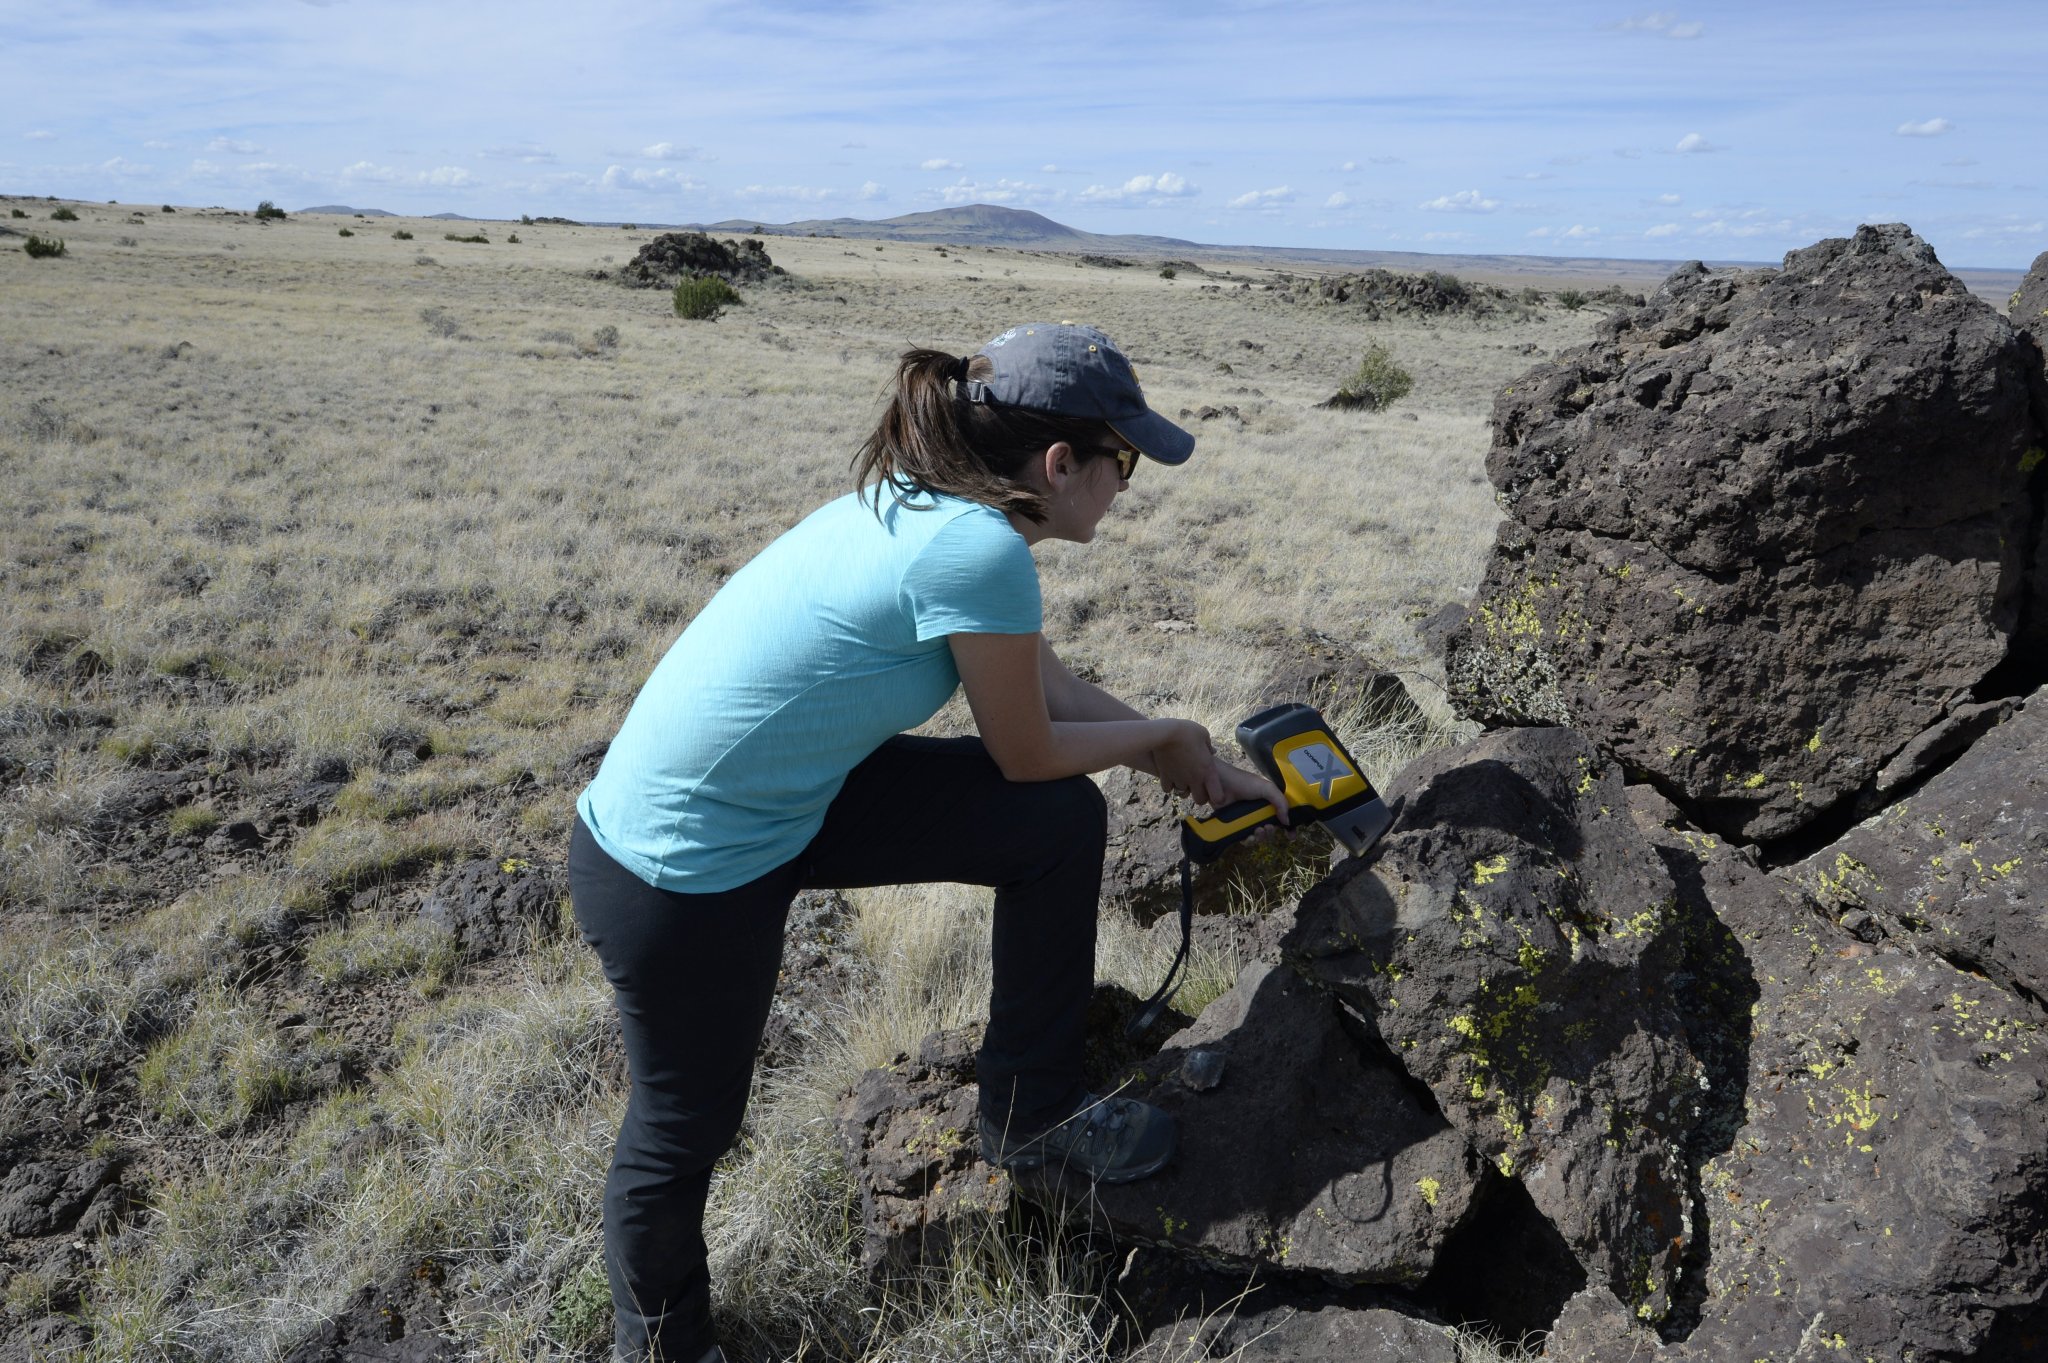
[391,228,413,240]
[443,232,489,244]
[254,200,286,221]
[23,234,66,259]
[548,1254,613,1347]
[506,232,521,243]
[1332,341,1415,410]
[1557,288,1588,312]
[521,214,534,225]
[161,204,175,213]
[9,208,25,218]
[168,805,222,839]
[673,274,741,320]
[50,206,78,222]
[1159,265,1177,280]
[337,227,354,237]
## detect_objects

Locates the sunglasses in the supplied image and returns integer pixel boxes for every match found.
[1103,445,1141,481]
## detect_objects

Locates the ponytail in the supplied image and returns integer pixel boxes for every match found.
[852,347,1117,521]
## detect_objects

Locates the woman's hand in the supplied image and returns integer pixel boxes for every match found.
[1208,758,1291,825]
[1150,720,1222,806]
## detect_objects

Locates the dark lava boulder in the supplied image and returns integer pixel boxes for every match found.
[1133,1300,1459,1362]
[1791,684,2048,1010]
[1612,789,2048,1362]
[617,231,777,288]
[831,1027,1010,1279]
[1445,225,2045,842]
[1284,727,1701,1323]
[418,857,565,959]
[1061,961,1483,1285]
[2013,249,2048,344]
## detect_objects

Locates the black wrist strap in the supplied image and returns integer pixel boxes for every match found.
[1128,855,1194,1038]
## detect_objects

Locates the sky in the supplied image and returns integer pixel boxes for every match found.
[4,0,2043,269]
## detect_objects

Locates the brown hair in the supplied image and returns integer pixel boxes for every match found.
[852,348,1121,522]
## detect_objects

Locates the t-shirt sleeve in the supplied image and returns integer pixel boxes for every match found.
[901,510,1043,641]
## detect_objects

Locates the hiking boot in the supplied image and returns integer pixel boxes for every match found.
[978,1092,1176,1184]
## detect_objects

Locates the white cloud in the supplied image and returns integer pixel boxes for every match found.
[208,137,262,155]
[340,160,400,183]
[932,177,1052,206]
[1081,172,1199,204]
[142,139,175,150]
[1420,230,1470,242]
[1619,11,1703,38]
[735,184,834,202]
[423,166,474,187]
[1227,185,1293,210]
[482,143,556,164]
[100,156,154,177]
[601,165,705,192]
[1895,118,1953,137]
[1693,217,1794,239]
[1674,132,1720,154]
[24,129,57,141]
[1041,163,1060,173]
[1339,160,1357,172]
[1527,226,1551,237]
[857,180,886,201]
[1645,223,1682,237]
[1419,189,1498,213]
[1561,224,1598,239]
[1654,192,1681,205]
[642,142,705,161]
[1506,171,1554,181]
[1325,191,1352,209]
[921,157,962,171]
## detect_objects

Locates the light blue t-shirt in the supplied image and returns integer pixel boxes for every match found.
[577,490,1042,892]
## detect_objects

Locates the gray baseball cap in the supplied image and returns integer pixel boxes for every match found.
[965,322,1194,466]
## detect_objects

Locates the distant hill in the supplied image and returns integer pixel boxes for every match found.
[299,204,395,217]
[700,203,1199,252]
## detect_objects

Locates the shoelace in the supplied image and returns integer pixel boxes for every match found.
[1068,1102,1130,1162]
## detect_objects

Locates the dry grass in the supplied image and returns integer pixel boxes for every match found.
[1,196,1599,1359]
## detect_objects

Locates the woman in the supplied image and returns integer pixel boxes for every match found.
[569,322,1286,1363]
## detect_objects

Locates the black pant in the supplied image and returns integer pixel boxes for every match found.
[568,734,1107,1361]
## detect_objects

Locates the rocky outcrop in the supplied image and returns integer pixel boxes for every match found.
[617,232,778,288]
[418,858,565,959]
[1792,685,2047,1007]
[1133,1300,1459,1362]
[1286,728,1699,1321]
[1446,226,2045,842]
[1607,794,2048,1362]
[1062,962,1483,1285]
[2013,250,2048,343]
[832,1027,1010,1279]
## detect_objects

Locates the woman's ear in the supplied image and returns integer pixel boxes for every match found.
[1041,441,1075,491]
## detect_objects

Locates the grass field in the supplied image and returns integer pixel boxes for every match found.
[1,196,1612,1360]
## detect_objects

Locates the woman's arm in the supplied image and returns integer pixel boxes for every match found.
[952,633,1288,817]
[950,632,1222,798]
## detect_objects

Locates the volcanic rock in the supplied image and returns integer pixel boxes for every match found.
[1284,727,1701,1322]
[2013,249,2048,346]
[617,231,777,288]
[1623,790,2048,1361]
[418,858,565,959]
[0,1156,121,1239]
[832,1027,1011,1279]
[1059,962,1483,1285]
[1134,1300,1459,1362]
[1445,226,2044,842]
[1791,683,2048,1008]
[279,1258,461,1363]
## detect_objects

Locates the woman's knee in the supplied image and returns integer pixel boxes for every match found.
[1024,772,1108,855]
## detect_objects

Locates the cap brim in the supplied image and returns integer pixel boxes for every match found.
[1109,408,1195,466]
